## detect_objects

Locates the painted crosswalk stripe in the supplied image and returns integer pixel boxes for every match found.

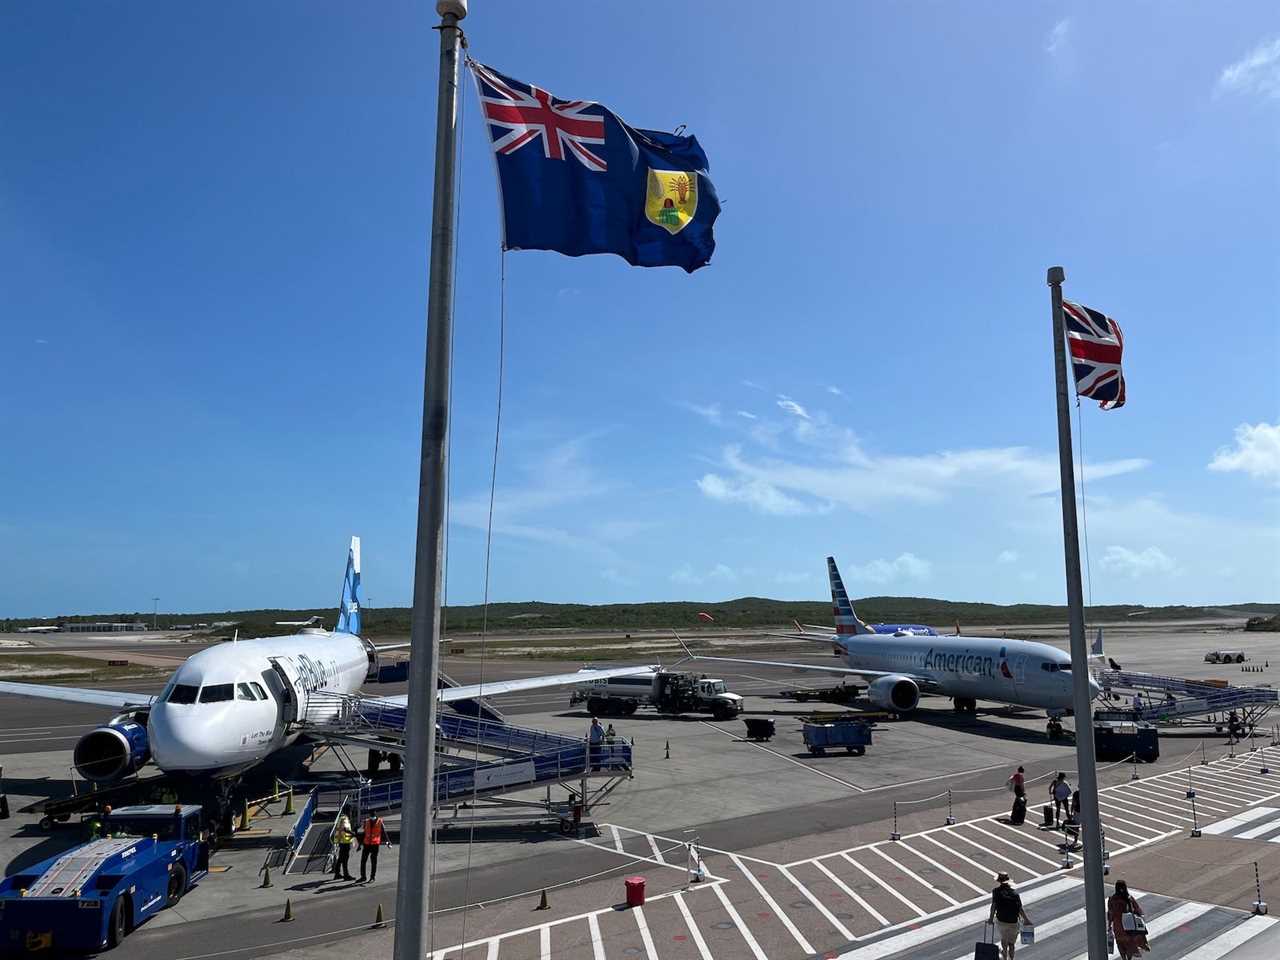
[1179,913,1279,959]
[1237,813,1280,840]
[968,824,1063,869]
[729,854,815,954]
[840,851,928,918]
[540,925,551,960]
[1098,809,1168,837]
[587,913,606,960]
[812,857,890,926]
[673,891,714,960]
[1127,782,1232,810]
[944,828,1044,877]
[779,864,857,940]
[1098,797,1188,828]
[920,833,1026,887]
[1202,806,1278,835]
[486,941,499,960]
[831,876,1079,960]
[1117,787,1205,817]
[1175,776,1267,805]
[897,838,989,897]
[610,825,625,854]
[1060,900,1214,960]
[646,833,666,864]
[940,892,1151,960]
[868,844,961,906]
[711,879,769,960]
[633,905,659,960]
[1102,792,1193,824]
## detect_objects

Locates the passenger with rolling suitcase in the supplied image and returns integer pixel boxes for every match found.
[1108,880,1150,958]
[986,873,1032,960]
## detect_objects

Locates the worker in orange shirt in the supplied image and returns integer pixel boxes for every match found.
[358,813,388,883]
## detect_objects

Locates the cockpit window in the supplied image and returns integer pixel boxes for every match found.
[236,683,256,701]
[167,684,199,704]
[250,682,268,700]
[1041,662,1072,673]
[199,683,235,703]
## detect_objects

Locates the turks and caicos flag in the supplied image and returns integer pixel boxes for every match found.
[1063,300,1126,410]
[468,60,720,273]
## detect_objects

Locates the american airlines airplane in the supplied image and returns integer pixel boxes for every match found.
[0,538,650,807]
[690,556,1100,732]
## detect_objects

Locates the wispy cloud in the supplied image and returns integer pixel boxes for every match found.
[670,562,737,586]
[826,385,845,397]
[844,552,931,585]
[741,379,766,392]
[697,470,814,516]
[1100,545,1177,579]
[1217,36,1280,100]
[1045,18,1071,57]
[35,338,49,345]
[997,549,1019,565]
[680,401,724,427]
[736,410,758,420]
[776,396,810,420]
[1209,422,1280,485]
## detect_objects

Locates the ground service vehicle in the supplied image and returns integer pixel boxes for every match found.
[0,804,209,954]
[571,670,744,721]
[1204,650,1247,664]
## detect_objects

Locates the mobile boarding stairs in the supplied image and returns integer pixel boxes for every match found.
[1095,667,1277,733]
[279,693,633,873]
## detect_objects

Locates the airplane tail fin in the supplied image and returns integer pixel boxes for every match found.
[1091,626,1104,657]
[827,556,873,637]
[336,536,362,636]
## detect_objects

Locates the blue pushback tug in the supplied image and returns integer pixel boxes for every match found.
[0,805,208,954]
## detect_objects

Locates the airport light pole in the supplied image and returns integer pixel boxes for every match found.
[394,3,466,960]
[152,598,159,632]
[1048,266,1108,959]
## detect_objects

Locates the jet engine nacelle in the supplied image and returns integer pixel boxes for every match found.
[73,718,150,784]
[867,675,920,713]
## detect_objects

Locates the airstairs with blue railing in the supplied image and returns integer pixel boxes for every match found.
[1095,668,1277,731]
[281,693,633,872]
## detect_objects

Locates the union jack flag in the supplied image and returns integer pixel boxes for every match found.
[1063,300,1126,409]
[472,61,607,172]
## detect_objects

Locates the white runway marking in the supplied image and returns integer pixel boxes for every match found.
[1179,913,1278,959]
[587,913,606,960]
[673,891,714,960]
[711,880,769,960]
[1202,806,1277,835]
[729,854,814,954]
[812,857,890,925]
[840,851,927,917]
[779,863,856,940]
[632,905,659,960]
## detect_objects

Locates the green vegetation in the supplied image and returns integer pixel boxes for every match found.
[6,599,1277,640]
[0,654,170,685]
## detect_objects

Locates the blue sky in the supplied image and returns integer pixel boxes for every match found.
[2,3,1278,618]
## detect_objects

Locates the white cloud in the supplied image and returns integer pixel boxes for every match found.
[997,549,1019,564]
[670,563,737,586]
[776,396,810,420]
[710,563,736,581]
[826,386,845,397]
[741,379,765,392]
[35,338,49,345]
[1046,18,1071,56]
[681,402,723,427]
[845,553,931,585]
[1217,36,1280,100]
[736,410,758,420]
[1208,422,1280,485]
[774,571,812,585]
[1100,545,1177,579]
[697,471,814,516]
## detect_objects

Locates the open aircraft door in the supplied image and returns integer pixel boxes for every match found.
[268,656,310,728]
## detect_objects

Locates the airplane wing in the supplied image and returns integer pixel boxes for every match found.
[687,654,942,691]
[0,681,156,710]
[369,665,658,706]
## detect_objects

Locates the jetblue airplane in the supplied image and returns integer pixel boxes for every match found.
[691,556,1100,729]
[0,538,650,790]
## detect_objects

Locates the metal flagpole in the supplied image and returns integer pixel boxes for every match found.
[1048,265,1108,959]
[394,3,467,959]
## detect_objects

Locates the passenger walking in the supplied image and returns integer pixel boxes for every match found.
[1108,880,1150,958]
[604,723,616,742]
[1050,773,1072,825]
[987,873,1032,960]
[1008,766,1027,824]
[332,814,355,881]
[589,717,604,771]
[1133,692,1144,714]
[358,813,387,883]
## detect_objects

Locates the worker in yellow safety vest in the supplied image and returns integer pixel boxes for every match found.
[332,814,355,881]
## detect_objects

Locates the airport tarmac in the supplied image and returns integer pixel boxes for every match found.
[3,619,1280,958]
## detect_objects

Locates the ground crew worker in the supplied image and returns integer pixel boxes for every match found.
[332,814,355,881]
[358,813,386,883]
[604,723,616,742]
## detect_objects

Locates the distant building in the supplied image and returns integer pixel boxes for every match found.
[62,622,150,633]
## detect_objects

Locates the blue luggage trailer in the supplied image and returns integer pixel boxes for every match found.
[0,804,209,954]
[802,719,872,756]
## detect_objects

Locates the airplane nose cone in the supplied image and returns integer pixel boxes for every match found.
[1088,676,1102,700]
[150,704,227,772]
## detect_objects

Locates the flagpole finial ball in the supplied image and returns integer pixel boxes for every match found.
[1047,266,1065,285]
[436,0,467,18]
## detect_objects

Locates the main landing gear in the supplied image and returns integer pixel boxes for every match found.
[1046,715,1066,739]
[952,697,978,714]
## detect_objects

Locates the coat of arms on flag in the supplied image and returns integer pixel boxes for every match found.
[468,60,720,272]
[1063,300,1126,409]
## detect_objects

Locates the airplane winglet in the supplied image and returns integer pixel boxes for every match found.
[672,631,697,665]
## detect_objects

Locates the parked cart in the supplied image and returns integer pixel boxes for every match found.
[802,719,872,756]
[742,718,776,741]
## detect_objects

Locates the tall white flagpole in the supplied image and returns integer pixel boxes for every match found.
[1048,265,1109,959]
[394,3,467,959]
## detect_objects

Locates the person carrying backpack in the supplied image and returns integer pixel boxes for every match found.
[987,873,1032,960]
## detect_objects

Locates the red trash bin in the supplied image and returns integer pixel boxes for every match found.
[624,876,646,908]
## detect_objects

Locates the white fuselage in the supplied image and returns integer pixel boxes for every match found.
[147,631,369,778]
[840,633,1097,711]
